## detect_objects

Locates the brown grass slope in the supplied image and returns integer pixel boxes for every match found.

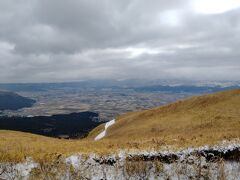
[0,89,239,162]
[89,89,240,148]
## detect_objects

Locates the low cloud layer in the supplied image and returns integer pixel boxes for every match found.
[0,0,239,83]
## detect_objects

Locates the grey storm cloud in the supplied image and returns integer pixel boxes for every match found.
[0,0,239,83]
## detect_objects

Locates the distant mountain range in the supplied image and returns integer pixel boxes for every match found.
[134,85,240,93]
[0,80,239,92]
[0,91,35,110]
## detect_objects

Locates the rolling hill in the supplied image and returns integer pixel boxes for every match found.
[89,89,240,148]
[0,90,35,110]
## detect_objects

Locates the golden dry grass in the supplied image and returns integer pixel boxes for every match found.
[89,89,240,148]
[0,130,126,162]
[0,89,240,162]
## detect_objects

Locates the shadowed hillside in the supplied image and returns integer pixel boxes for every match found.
[0,90,35,110]
[0,112,101,138]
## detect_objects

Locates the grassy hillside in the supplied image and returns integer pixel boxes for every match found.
[89,89,240,148]
[0,89,239,162]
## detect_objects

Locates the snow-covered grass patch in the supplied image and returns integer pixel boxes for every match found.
[63,140,240,179]
[95,119,115,141]
[0,158,37,180]
[1,140,239,179]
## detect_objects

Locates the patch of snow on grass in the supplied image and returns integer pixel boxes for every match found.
[15,161,37,177]
[95,119,115,141]
[0,159,38,179]
[65,155,81,169]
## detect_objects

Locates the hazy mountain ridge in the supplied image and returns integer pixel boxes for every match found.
[0,80,239,92]
[134,84,240,93]
[0,90,35,111]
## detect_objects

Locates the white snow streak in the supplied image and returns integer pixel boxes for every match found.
[95,119,115,141]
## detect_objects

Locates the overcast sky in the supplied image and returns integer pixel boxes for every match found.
[0,0,240,83]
